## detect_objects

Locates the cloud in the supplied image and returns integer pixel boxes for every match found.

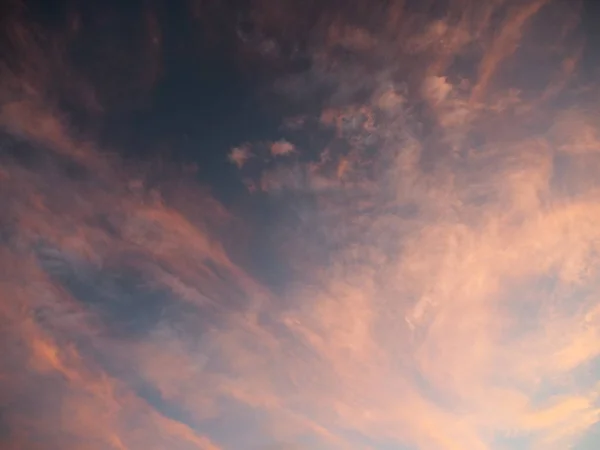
[270,140,295,157]
[422,76,453,105]
[229,145,253,168]
[1,1,600,450]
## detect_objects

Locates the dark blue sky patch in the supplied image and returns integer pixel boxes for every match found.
[35,245,186,339]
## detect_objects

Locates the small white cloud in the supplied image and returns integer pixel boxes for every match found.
[270,140,296,157]
[228,145,252,168]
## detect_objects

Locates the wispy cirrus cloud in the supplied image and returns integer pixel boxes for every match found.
[1,1,599,449]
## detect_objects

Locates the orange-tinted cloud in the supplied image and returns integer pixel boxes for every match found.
[2,1,600,450]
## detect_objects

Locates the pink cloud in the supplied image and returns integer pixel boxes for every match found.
[270,140,296,157]
[1,1,599,450]
[228,145,253,168]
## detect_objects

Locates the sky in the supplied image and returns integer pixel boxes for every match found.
[1,0,600,449]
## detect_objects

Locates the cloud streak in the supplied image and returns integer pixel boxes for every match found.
[1,0,599,449]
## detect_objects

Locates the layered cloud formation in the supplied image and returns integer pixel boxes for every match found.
[1,1,600,449]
